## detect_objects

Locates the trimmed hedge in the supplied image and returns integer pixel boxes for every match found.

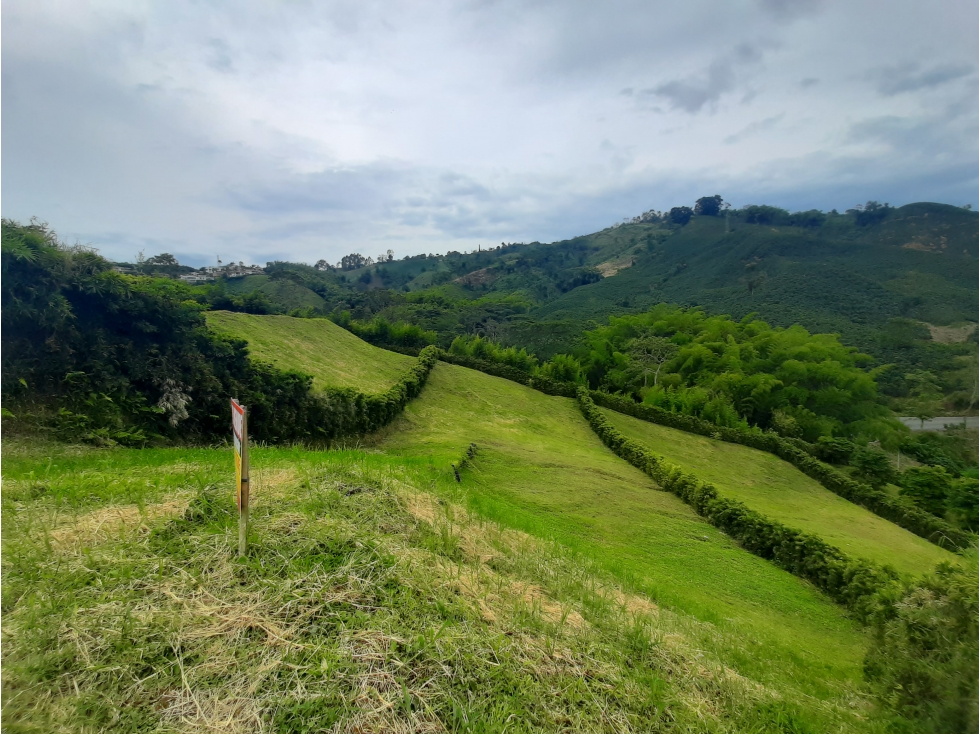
[395,344,973,551]
[576,388,901,620]
[240,345,439,444]
[589,392,974,552]
[437,353,578,397]
[314,345,441,440]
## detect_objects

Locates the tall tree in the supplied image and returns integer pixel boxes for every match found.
[629,335,678,387]
[694,195,725,217]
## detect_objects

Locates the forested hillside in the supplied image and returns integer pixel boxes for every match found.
[149,201,979,410]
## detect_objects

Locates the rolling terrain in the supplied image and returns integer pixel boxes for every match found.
[189,312,975,726]
[5,296,975,731]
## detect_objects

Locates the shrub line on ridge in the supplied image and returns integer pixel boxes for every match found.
[575,388,902,621]
[413,348,972,552]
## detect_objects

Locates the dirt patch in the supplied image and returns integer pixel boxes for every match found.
[50,495,192,550]
[452,267,496,287]
[596,257,634,278]
[925,322,977,344]
[902,236,948,253]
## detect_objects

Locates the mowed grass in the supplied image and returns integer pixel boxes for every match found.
[602,409,955,576]
[377,363,873,710]
[1,440,877,732]
[205,311,414,392]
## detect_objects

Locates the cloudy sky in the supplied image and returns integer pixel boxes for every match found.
[3,0,978,267]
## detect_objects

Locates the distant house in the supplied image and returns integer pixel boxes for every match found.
[112,265,136,274]
[200,262,265,279]
[178,272,213,284]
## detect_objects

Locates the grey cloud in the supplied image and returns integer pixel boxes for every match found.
[873,62,973,96]
[757,0,824,22]
[643,43,766,114]
[724,114,785,144]
[799,77,819,88]
[205,38,234,73]
[646,60,736,114]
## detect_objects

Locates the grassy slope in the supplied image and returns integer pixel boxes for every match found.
[2,440,875,732]
[602,409,955,576]
[206,311,414,392]
[223,274,328,311]
[378,363,871,706]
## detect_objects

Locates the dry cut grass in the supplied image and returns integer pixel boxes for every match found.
[1,446,873,733]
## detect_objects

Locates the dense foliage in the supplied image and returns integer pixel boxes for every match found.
[0,219,435,445]
[865,559,979,733]
[576,304,895,441]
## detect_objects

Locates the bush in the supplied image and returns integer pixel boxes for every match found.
[949,479,979,532]
[814,436,857,464]
[865,560,979,732]
[851,446,896,489]
[448,335,537,373]
[900,466,954,517]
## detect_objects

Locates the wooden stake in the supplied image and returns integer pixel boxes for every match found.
[238,405,250,557]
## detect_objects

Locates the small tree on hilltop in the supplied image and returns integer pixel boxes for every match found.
[629,335,678,387]
[694,195,725,217]
[669,206,693,226]
[146,253,179,266]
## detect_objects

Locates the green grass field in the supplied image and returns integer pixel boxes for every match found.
[206,311,414,392]
[14,312,955,729]
[1,439,878,732]
[376,363,874,711]
[602,408,956,576]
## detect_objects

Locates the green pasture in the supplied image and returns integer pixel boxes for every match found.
[205,311,414,392]
[378,363,871,701]
[1,439,878,732]
[602,409,956,576]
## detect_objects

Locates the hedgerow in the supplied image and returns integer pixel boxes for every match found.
[420,343,974,552]
[576,388,902,621]
[314,346,440,440]
[589,391,974,552]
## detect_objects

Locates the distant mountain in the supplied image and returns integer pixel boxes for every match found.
[191,201,979,401]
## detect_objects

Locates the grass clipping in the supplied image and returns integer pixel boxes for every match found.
[3,461,859,733]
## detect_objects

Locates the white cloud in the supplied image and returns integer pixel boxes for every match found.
[2,0,978,265]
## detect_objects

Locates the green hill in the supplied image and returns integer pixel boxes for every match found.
[205,311,414,392]
[192,312,971,723]
[601,408,954,574]
[5,217,977,732]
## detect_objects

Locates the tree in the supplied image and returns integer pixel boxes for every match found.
[340,253,367,270]
[906,370,944,428]
[629,335,678,387]
[948,478,979,531]
[899,465,953,517]
[694,195,724,217]
[146,253,178,266]
[669,206,693,226]
[850,445,894,488]
[853,200,891,226]
[314,259,334,271]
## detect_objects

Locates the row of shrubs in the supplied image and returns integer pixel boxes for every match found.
[575,388,902,620]
[589,391,974,552]
[313,346,440,440]
[421,346,974,551]
[437,353,578,397]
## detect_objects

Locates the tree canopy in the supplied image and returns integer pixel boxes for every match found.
[575,304,895,440]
